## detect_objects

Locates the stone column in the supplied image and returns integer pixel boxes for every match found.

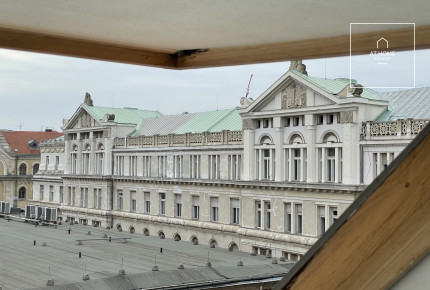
[242,129,255,180]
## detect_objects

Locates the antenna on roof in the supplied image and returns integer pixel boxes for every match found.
[245,74,253,98]
[18,121,23,131]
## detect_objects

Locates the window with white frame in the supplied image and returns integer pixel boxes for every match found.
[116,156,125,176]
[284,203,292,233]
[210,197,219,222]
[174,194,182,217]
[264,202,271,230]
[59,186,63,203]
[192,196,200,219]
[317,133,342,183]
[317,205,326,236]
[159,192,166,215]
[208,155,220,179]
[144,192,150,213]
[45,156,49,170]
[80,187,88,208]
[327,148,336,182]
[130,190,137,212]
[49,186,54,202]
[285,134,306,181]
[228,154,241,180]
[40,185,44,201]
[230,198,240,224]
[256,136,275,180]
[373,152,395,178]
[95,144,104,175]
[71,145,78,174]
[173,155,183,178]
[295,204,303,234]
[158,156,167,177]
[71,187,76,206]
[117,190,123,210]
[256,201,262,228]
[143,156,151,177]
[190,155,200,178]
[329,206,338,225]
[83,144,91,174]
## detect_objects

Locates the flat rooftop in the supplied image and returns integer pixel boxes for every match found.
[0,216,293,289]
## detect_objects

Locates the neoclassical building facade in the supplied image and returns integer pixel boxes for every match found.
[32,63,430,260]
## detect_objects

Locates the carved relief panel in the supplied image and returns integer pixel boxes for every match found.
[281,82,307,109]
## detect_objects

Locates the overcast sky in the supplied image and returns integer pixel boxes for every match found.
[0,48,429,131]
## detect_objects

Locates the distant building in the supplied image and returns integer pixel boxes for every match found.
[32,64,430,260]
[0,130,63,208]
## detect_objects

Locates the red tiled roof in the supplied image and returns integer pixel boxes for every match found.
[1,131,63,155]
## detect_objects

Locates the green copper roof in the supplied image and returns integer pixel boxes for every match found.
[82,104,162,124]
[173,108,242,134]
[291,70,378,100]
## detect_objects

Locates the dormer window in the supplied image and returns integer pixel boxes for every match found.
[28,140,38,150]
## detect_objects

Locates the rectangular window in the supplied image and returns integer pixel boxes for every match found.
[173,155,183,178]
[49,186,54,202]
[130,190,137,212]
[190,155,200,178]
[174,194,182,217]
[40,185,44,201]
[264,202,271,230]
[93,188,98,209]
[263,149,271,180]
[327,114,334,124]
[208,155,220,179]
[117,190,123,210]
[59,186,63,203]
[285,203,292,233]
[263,119,269,128]
[96,152,104,174]
[230,198,240,224]
[293,149,301,181]
[97,189,102,209]
[67,186,72,206]
[129,156,137,176]
[256,201,262,228]
[80,187,88,208]
[294,117,300,126]
[317,115,324,125]
[158,156,167,177]
[71,187,75,206]
[55,156,59,170]
[159,192,166,215]
[329,207,338,226]
[210,197,219,222]
[144,192,150,213]
[317,206,326,236]
[71,153,77,174]
[327,148,336,182]
[45,156,49,170]
[228,154,241,180]
[143,156,151,177]
[295,204,303,234]
[83,152,90,174]
[285,118,291,127]
[192,196,200,219]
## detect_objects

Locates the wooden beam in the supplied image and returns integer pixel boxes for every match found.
[0,27,175,68]
[274,123,430,290]
[177,25,430,69]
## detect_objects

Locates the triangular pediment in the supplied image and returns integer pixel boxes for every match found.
[242,71,340,113]
[64,105,102,130]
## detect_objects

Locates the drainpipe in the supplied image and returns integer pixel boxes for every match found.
[14,151,18,200]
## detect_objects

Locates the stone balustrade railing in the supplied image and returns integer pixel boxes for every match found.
[361,119,430,138]
[114,130,243,149]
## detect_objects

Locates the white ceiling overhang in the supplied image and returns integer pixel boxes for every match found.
[0,0,429,69]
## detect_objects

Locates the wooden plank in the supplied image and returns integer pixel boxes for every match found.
[0,27,175,68]
[1,25,428,69]
[177,25,430,69]
[274,123,430,290]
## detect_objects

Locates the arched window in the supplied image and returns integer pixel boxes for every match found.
[318,131,342,183]
[19,163,27,175]
[19,186,26,199]
[256,135,275,180]
[33,163,39,174]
